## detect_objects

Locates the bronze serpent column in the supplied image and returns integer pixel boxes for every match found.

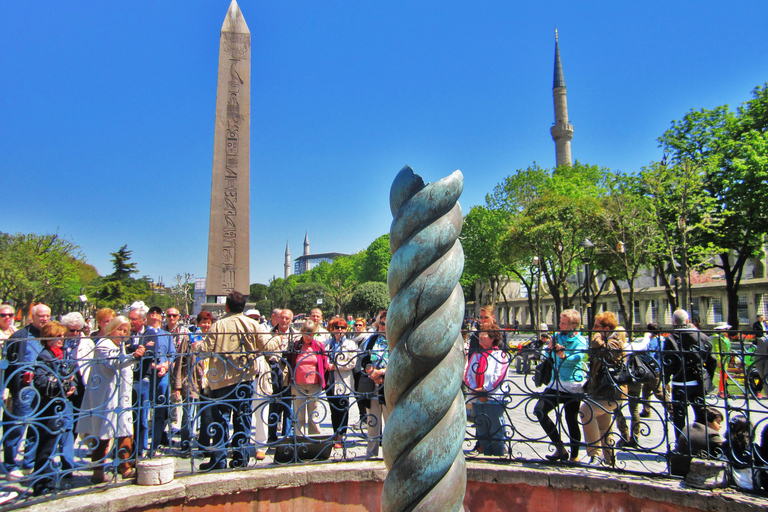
[382,166,466,512]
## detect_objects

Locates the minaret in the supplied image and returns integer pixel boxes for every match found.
[303,230,310,273]
[284,241,291,279]
[550,29,574,167]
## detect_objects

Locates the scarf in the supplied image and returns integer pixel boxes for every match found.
[475,351,489,388]
[50,345,64,360]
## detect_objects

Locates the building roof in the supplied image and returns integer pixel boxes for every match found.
[294,252,348,263]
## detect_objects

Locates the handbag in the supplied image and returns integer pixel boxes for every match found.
[613,352,659,385]
[534,355,554,387]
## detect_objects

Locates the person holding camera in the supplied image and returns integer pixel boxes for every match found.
[533,310,587,462]
[358,310,389,458]
[31,322,80,494]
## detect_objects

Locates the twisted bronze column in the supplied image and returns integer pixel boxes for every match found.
[382,166,466,512]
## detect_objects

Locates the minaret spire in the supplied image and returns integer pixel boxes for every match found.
[550,29,574,167]
[284,241,291,279]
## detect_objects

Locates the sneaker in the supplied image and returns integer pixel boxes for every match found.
[8,469,24,479]
[0,491,18,505]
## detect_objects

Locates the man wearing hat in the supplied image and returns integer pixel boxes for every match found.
[245,309,261,324]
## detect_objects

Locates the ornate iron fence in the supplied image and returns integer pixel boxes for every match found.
[0,327,767,507]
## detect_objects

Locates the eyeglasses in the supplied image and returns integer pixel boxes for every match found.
[167,314,180,318]
[0,313,13,318]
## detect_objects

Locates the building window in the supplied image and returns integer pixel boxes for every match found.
[757,294,767,318]
[738,295,749,325]
[662,299,672,325]
[649,300,658,323]
[691,297,700,323]
[711,298,723,324]
[634,301,641,325]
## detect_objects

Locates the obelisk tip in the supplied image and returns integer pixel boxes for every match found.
[222,0,250,34]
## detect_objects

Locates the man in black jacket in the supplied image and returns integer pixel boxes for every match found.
[663,309,716,438]
[753,315,767,336]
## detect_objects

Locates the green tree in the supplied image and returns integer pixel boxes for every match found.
[461,206,513,308]
[0,232,86,316]
[267,277,297,309]
[289,282,333,316]
[109,245,139,280]
[638,160,719,313]
[496,162,608,322]
[590,174,660,329]
[90,245,149,310]
[658,83,768,328]
[360,234,391,283]
[249,283,269,303]
[348,281,390,318]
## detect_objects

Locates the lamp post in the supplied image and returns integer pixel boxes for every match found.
[533,256,542,330]
[579,239,595,329]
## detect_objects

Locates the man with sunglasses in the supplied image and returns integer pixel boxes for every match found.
[165,308,190,445]
[3,304,50,477]
[0,305,16,342]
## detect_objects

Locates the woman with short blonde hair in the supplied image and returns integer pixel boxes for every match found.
[286,320,329,436]
[78,316,146,482]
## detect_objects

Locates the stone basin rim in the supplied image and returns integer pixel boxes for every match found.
[19,461,766,512]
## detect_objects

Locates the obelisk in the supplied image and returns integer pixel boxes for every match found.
[206,0,251,300]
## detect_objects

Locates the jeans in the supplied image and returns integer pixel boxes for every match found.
[208,381,253,465]
[32,401,74,493]
[3,387,39,471]
[133,378,151,453]
[151,374,170,452]
[473,401,506,456]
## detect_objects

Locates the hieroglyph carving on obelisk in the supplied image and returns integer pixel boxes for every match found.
[206,0,251,298]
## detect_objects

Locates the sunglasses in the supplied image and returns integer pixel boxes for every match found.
[0,313,13,318]
[67,328,83,333]
[167,314,180,318]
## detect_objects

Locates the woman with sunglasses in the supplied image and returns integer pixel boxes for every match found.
[286,320,329,436]
[580,311,627,466]
[31,322,78,495]
[325,317,358,448]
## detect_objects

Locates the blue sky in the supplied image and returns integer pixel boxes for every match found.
[1,1,766,287]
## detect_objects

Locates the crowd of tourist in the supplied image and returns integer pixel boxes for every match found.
[2,296,768,501]
[466,304,768,493]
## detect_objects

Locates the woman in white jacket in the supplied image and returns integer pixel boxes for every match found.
[464,323,510,456]
[325,317,358,448]
[77,316,145,482]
